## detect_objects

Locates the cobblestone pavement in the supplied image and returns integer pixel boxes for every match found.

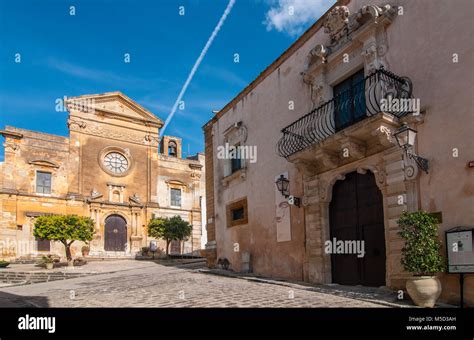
[0,261,399,308]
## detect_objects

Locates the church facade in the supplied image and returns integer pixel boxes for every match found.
[0,92,205,259]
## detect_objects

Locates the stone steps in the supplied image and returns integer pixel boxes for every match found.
[0,271,90,286]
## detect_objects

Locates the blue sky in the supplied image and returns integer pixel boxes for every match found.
[0,0,334,160]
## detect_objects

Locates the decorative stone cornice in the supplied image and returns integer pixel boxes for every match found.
[28,159,60,168]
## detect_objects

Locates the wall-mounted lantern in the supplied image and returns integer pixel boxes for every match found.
[393,124,429,174]
[275,174,301,207]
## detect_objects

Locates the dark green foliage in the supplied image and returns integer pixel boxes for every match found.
[398,211,445,275]
[147,216,192,256]
[34,215,95,261]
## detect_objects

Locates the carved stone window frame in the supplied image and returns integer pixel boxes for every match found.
[221,121,248,183]
[302,4,397,108]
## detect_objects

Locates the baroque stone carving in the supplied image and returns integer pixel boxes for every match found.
[310,83,325,107]
[372,164,387,189]
[90,188,103,200]
[362,41,389,74]
[3,142,19,152]
[372,125,395,147]
[71,123,152,145]
[67,118,87,129]
[403,153,419,181]
[323,6,351,44]
[129,193,142,205]
[304,4,397,74]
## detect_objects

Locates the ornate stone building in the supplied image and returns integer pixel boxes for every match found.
[0,91,205,259]
[204,0,473,305]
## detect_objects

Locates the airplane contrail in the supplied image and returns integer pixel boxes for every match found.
[159,0,236,138]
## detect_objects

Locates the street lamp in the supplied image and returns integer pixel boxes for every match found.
[393,124,429,174]
[275,174,300,207]
[275,174,290,197]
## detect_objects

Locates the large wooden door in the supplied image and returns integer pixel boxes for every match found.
[329,171,386,286]
[104,215,127,251]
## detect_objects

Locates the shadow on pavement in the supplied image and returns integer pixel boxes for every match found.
[0,291,49,308]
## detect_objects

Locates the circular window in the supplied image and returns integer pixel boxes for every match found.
[103,152,129,174]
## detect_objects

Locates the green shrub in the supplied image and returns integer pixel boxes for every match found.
[0,260,10,268]
[398,211,445,275]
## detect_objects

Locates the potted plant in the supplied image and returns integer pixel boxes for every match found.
[141,247,150,257]
[398,211,445,307]
[81,245,90,257]
[41,255,55,270]
[0,260,10,268]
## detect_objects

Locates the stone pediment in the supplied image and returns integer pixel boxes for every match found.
[66,92,163,128]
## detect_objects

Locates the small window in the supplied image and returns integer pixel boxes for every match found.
[36,171,52,194]
[170,188,181,207]
[231,143,242,173]
[226,198,248,227]
[232,207,244,221]
[168,140,177,157]
[36,238,50,252]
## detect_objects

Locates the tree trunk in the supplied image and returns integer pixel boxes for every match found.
[65,246,72,261]
[166,240,170,256]
[62,241,72,261]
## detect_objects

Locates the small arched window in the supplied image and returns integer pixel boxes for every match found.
[168,140,177,157]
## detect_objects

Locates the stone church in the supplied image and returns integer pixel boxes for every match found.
[0,91,205,259]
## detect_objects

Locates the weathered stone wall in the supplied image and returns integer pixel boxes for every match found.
[1,92,205,260]
[205,0,473,305]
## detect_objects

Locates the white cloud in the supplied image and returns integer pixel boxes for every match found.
[264,0,335,36]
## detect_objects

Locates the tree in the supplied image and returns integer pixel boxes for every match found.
[147,216,193,256]
[33,215,95,261]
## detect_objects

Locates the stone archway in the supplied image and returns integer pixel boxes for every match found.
[300,148,418,289]
[104,215,127,252]
[329,170,386,286]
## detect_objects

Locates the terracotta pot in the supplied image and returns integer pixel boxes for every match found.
[406,276,442,308]
[45,262,54,270]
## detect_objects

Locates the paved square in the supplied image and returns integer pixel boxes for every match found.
[0,261,400,308]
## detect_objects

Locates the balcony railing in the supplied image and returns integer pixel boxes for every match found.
[277,68,413,158]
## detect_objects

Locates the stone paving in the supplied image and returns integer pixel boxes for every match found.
[0,260,408,308]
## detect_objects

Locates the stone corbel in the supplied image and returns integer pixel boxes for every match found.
[315,149,339,169]
[339,137,366,159]
[293,159,318,178]
[372,125,395,147]
[372,164,388,191]
[403,152,419,181]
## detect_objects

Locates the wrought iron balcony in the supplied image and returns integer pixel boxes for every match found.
[277,68,413,158]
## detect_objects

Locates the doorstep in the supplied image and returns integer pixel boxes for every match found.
[198,268,456,308]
